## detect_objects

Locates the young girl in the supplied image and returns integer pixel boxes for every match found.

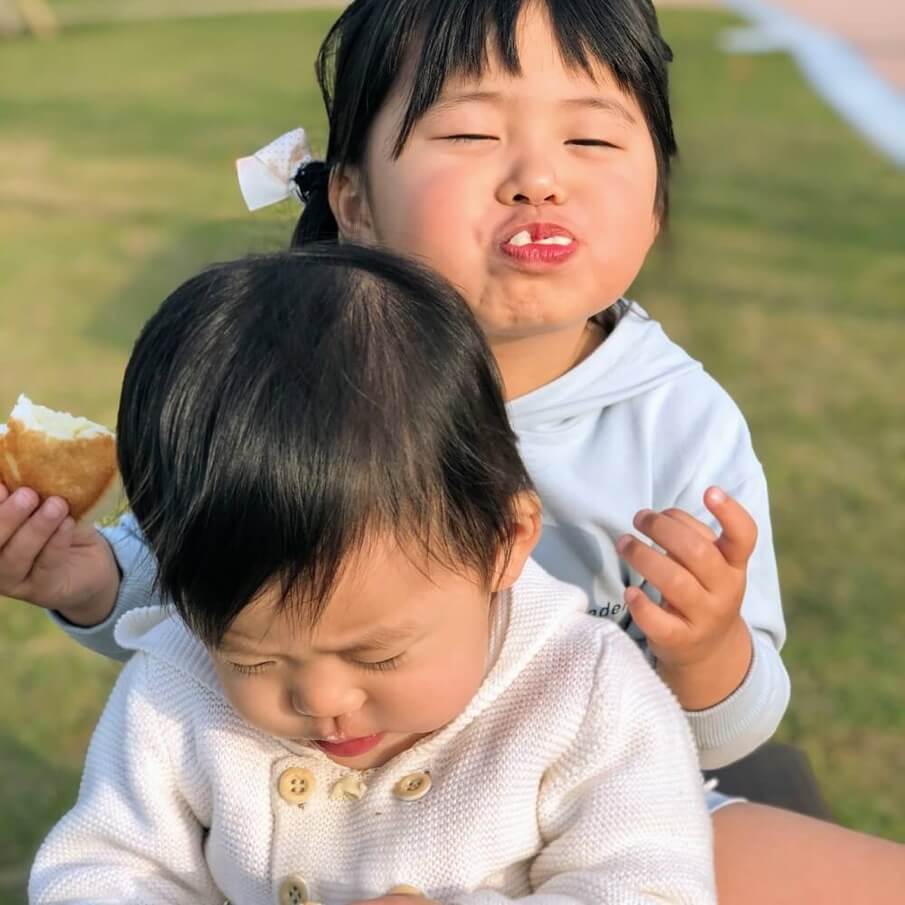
[28,246,716,905]
[3,0,903,901]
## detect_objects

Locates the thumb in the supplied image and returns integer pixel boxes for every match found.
[704,487,758,568]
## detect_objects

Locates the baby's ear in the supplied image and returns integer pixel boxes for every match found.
[494,492,542,592]
[329,165,375,241]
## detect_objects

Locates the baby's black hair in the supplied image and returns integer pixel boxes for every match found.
[294,0,678,247]
[117,244,532,647]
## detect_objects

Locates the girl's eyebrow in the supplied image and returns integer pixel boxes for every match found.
[563,96,637,125]
[429,90,503,115]
[429,91,636,125]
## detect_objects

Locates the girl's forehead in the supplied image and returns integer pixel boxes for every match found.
[422,11,628,107]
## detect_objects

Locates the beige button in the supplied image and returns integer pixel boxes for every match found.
[388,884,424,896]
[277,767,316,806]
[277,874,309,905]
[393,771,432,801]
[330,774,368,801]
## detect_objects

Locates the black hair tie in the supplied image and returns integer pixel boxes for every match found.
[293,160,330,204]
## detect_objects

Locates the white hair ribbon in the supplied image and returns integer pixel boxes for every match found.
[236,127,314,212]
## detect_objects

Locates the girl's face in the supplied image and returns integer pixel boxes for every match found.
[212,509,538,771]
[333,5,660,342]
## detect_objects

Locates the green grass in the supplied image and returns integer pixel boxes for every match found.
[1,8,904,902]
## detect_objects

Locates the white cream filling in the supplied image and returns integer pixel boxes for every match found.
[9,394,113,440]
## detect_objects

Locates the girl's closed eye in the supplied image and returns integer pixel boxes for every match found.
[228,660,274,676]
[567,138,621,149]
[441,134,499,144]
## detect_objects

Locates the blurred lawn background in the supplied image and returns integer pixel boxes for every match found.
[1,5,904,901]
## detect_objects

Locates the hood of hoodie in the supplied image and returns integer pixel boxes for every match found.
[506,304,701,431]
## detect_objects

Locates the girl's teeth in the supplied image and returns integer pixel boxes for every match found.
[506,231,573,247]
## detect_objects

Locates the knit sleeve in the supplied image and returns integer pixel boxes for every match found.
[48,512,162,662]
[28,654,223,905]
[450,627,716,905]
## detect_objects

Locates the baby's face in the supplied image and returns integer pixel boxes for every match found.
[342,3,660,343]
[211,537,494,770]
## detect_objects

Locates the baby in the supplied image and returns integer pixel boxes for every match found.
[29,246,714,905]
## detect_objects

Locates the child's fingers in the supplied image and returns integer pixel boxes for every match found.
[660,508,717,542]
[0,495,69,588]
[704,487,758,568]
[0,487,40,549]
[625,585,689,649]
[616,533,703,615]
[30,516,76,577]
[633,509,724,592]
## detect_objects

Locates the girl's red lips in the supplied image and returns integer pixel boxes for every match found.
[497,221,579,268]
[313,733,384,758]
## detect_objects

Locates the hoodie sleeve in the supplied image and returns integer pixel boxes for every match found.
[28,653,223,905]
[48,513,161,662]
[663,383,791,770]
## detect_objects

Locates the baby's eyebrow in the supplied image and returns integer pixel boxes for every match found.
[338,622,422,654]
[219,620,424,657]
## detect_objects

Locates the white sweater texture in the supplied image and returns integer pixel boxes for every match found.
[31,562,715,905]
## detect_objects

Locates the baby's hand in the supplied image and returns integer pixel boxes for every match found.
[0,482,120,626]
[617,487,756,709]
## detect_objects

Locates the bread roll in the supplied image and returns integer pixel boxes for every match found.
[0,394,118,521]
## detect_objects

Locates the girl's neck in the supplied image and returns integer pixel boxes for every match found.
[491,320,605,401]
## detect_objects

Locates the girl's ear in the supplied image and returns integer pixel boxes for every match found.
[329,165,376,242]
[494,492,543,593]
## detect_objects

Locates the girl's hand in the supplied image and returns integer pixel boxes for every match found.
[0,482,120,626]
[616,487,757,710]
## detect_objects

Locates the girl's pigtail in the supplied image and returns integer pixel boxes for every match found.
[291,161,339,247]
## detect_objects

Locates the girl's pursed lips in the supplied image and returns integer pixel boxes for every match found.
[496,221,579,268]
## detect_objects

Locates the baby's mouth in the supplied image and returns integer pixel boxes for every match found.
[312,734,385,758]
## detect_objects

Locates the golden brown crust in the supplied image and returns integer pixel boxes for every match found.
[0,417,118,520]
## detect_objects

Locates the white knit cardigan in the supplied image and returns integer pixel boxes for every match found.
[29,561,715,905]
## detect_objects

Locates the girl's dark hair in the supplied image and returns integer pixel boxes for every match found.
[117,244,533,648]
[293,0,678,248]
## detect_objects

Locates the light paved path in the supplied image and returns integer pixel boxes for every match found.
[721,0,904,163]
[656,0,905,93]
[762,0,905,91]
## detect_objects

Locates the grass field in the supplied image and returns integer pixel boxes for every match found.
[2,7,904,902]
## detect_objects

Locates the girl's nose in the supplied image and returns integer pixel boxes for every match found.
[497,153,567,206]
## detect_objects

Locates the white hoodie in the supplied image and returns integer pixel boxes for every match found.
[55,306,788,769]
[507,306,789,769]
